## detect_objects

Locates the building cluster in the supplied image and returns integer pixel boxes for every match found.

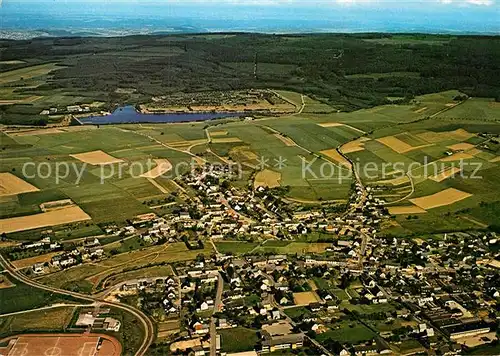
[75,309,121,332]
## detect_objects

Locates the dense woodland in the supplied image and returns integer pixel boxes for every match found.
[1,33,499,125]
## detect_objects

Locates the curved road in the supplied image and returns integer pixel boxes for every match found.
[0,254,155,356]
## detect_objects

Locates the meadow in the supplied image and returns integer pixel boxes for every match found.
[0,273,88,314]
[219,327,259,353]
[0,306,75,337]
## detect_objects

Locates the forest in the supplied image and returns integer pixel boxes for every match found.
[1,33,499,125]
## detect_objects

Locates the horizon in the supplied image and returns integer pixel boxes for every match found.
[1,0,499,37]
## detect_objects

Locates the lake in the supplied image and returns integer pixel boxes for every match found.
[79,106,247,125]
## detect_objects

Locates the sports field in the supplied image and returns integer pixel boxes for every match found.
[1,334,121,356]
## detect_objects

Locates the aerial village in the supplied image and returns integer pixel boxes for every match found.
[5,163,499,356]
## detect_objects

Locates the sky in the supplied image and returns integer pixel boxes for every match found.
[1,0,499,34]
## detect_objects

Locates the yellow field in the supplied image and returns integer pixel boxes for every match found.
[429,167,461,182]
[293,291,321,305]
[440,152,474,162]
[318,122,344,128]
[0,96,43,105]
[0,63,64,85]
[168,139,206,148]
[140,159,172,179]
[490,156,500,163]
[0,205,91,234]
[377,135,432,154]
[40,199,75,212]
[157,320,181,339]
[9,128,64,136]
[410,188,472,210]
[447,143,475,151]
[210,130,228,136]
[341,137,370,154]
[467,148,482,156]
[0,60,26,64]
[317,122,365,134]
[417,129,474,143]
[449,129,475,141]
[70,150,124,165]
[230,146,258,161]
[254,169,281,188]
[320,149,352,168]
[0,275,14,289]
[376,175,410,186]
[274,133,296,146]
[211,137,243,143]
[0,172,39,196]
[388,205,427,215]
[414,106,428,113]
[12,252,60,270]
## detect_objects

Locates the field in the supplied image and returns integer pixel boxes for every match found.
[254,242,330,255]
[140,159,172,179]
[254,169,281,189]
[410,188,473,210]
[215,241,259,255]
[219,327,259,353]
[376,135,432,154]
[429,166,462,182]
[11,252,60,270]
[388,205,427,215]
[320,149,352,168]
[0,204,91,234]
[0,173,39,196]
[0,306,74,336]
[316,321,375,344]
[70,150,124,165]
[292,291,321,305]
[0,334,121,356]
[0,274,87,314]
[0,63,63,85]
[0,274,14,289]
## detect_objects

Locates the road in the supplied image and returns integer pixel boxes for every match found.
[336,144,370,268]
[210,272,224,356]
[0,254,155,356]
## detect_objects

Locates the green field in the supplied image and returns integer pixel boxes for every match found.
[0,273,88,314]
[219,327,259,353]
[215,241,259,255]
[0,306,74,337]
[316,321,375,344]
